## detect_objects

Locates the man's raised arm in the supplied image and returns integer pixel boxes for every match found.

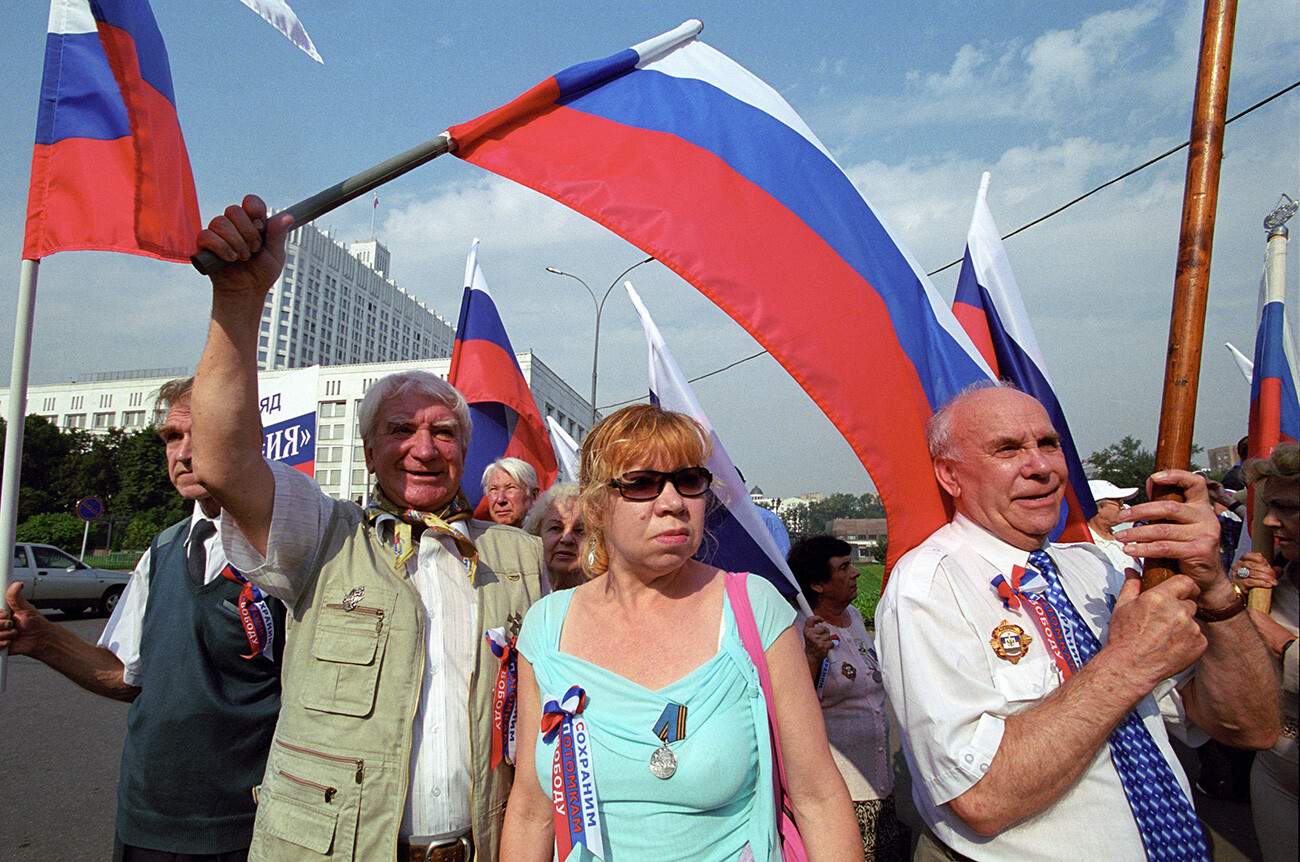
[191,196,294,556]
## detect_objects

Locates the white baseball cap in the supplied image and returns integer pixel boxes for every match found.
[1088,479,1139,503]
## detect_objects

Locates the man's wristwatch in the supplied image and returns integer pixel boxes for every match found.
[1195,581,1247,622]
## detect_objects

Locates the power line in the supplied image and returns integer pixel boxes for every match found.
[928,79,1300,276]
[597,79,1299,404]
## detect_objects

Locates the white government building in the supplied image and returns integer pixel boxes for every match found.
[4,223,593,504]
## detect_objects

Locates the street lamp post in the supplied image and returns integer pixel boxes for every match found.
[546,256,655,427]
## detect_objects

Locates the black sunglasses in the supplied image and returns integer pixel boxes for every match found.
[609,467,713,501]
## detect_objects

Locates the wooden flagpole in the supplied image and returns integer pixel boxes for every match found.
[1144,0,1239,590]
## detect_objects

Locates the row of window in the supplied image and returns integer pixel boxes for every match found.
[39,390,148,413]
[56,410,151,430]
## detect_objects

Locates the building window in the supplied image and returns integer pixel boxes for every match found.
[70,395,84,410]
[92,412,115,429]
[98,393,112,408]
[121,410,146,427]
[41,397,56,411]
[64,413,86,428]
[128,391,143,407]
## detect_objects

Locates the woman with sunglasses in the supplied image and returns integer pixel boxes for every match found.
[501,404,860,861]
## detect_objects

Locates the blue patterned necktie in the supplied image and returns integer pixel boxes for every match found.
[1027,550,1209,862]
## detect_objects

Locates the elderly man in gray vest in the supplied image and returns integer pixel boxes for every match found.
[2,377,283,862]
[190,196,546,862]
[876,382,1279,862]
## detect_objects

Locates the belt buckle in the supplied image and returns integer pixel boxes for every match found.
[421,835,473,862]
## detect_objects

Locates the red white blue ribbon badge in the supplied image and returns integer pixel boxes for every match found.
[220,564,276,660]
[814,632,840,697]
[541,686,603,860]
[991,566,1075,678]
[485,626,518,767]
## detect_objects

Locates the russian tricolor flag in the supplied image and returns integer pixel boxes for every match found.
[24,0,200,262]
[446,21,993,568]
[952,174,1095,541]
[448,240,559,516]
[626,283,808,610]
[1248,268,1300,459]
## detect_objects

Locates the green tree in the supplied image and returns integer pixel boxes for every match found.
[15,415,77,521]
[115,427,175,516]
[1086,436,1204,504]
[16,511,86,551]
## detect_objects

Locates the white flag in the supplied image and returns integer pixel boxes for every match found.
[235,0,323,63]
[546,416,580,483]
[1225,342,1254,386]
[625,282,808,614]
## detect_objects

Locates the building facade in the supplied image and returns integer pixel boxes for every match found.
[5,355,592,504]
[262,223,456,370]
[830,517,888,563]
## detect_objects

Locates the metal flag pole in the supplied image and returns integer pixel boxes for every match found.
[0,259,41,691]
[1247,198,1297,613]
[1143,0,1238,590]
[191,133,451,274]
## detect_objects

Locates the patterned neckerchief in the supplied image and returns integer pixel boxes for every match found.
[364,485,478,580]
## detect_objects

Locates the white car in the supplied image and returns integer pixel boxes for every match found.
[10,543,132,616]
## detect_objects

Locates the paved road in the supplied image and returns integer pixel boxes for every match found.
[0,614,125,861]
[0,615,1269,862]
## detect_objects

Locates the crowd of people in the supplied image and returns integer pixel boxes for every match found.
[0,196,1294,862]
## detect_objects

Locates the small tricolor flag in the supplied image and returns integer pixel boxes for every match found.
[448,240,558,516]
[952,173,1095,541]
[24,0,200,262]
[1248,268,1300,459]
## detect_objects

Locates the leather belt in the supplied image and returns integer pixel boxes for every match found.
[398,835,473,862]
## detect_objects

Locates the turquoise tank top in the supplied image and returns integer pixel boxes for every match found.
[516,574,795,861]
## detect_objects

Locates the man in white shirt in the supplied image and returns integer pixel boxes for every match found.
[0,378,282,861]
[190,196,546,862]
[876,382,1279,861]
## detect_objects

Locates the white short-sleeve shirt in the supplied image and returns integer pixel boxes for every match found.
[876,514,1197,861]
[98,505,226,687]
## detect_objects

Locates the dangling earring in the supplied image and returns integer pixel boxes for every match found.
[587,547,596,567]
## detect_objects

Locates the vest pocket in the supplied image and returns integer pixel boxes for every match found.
[300,584,397,717]
[252,740,363,857]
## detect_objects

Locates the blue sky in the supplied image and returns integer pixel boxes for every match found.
[0,0,1296,497]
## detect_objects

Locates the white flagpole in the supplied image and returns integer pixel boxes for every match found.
[0,259,41,691]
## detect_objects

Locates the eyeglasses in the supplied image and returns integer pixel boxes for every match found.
[609,467,713,501]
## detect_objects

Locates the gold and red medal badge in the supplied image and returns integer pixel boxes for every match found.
[990,619,1033,664]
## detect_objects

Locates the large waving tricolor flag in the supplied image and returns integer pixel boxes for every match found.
[448,240,559,516]
[24,0,200,262]
[1247,269,1300,459]
[446,20,993,568]
[952,173,1095,541]
[626,283,809,612]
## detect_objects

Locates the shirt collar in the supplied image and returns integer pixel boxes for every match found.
[186,503,221,547]
[370,510,470,540]
[947,512,1047,574]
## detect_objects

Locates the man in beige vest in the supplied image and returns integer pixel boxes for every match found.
[191,196,547,862]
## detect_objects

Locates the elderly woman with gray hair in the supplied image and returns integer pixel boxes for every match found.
[523,481,587,591]
[482,456,539,527]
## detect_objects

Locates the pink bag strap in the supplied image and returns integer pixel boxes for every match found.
[724,572,793,804]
